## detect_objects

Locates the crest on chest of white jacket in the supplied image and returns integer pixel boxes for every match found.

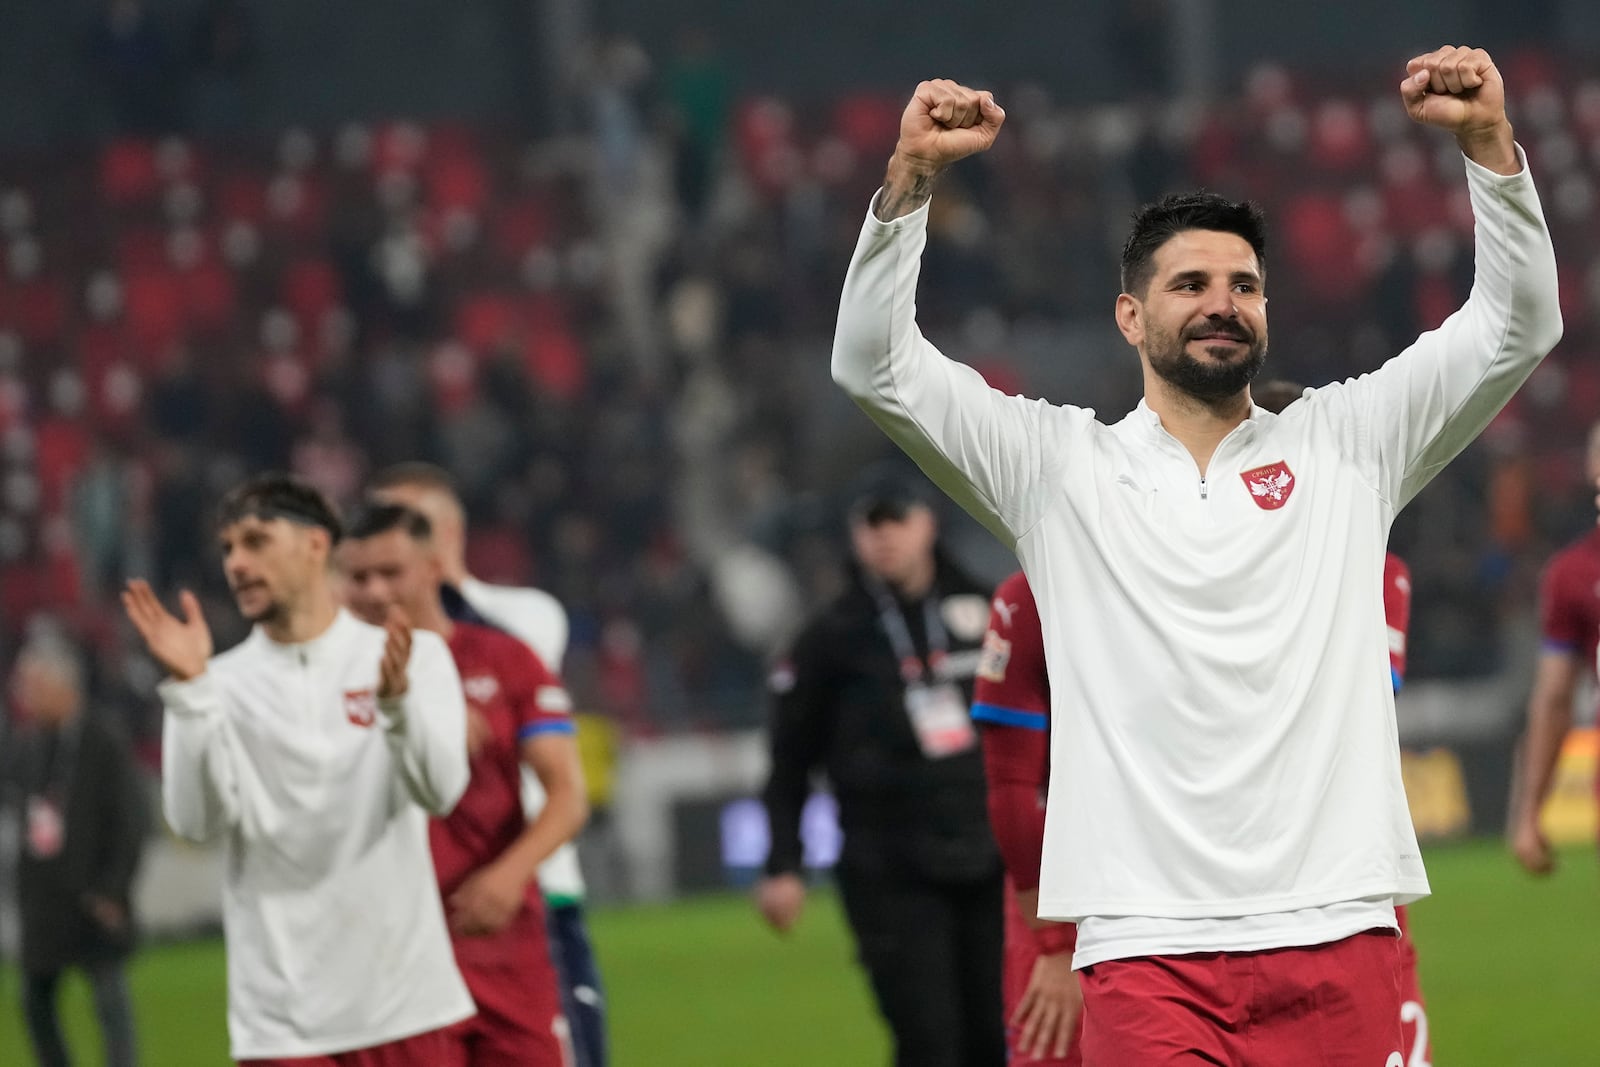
[344,688,377,727]
[1239,461,1296,510]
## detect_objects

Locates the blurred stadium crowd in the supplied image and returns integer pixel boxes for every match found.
[2,13,1599,751]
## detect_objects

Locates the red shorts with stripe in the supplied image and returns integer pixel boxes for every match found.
[238,1027,456,1067]
[1003,880,1083,1067]
[1078,929,1403,1066]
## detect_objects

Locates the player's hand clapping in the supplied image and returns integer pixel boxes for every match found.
[122,580,212,681]
[377,608,413,702]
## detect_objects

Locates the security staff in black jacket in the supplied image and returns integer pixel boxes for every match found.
[756,474,1004,1067]
[4,636,146,1067]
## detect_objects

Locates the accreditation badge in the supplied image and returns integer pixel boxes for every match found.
[26,795,65,859]
[904,682,977,759]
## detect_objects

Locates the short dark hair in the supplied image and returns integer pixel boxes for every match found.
[1253,379,1307,415]
[1121,193,1267,297]
[216,473,344,542]
[344,502,434,543]
[369,462,459,501]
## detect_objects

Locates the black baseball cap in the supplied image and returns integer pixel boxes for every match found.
[847,465,935,525]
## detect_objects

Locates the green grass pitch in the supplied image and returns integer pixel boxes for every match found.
[2,840,1593,1065]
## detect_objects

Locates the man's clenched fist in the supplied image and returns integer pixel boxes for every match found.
[897,79,1005,171]
[1401,45,1518,174]
[876,79,1004,222]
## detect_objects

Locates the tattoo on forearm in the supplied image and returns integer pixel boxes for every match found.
[874,166,938,222]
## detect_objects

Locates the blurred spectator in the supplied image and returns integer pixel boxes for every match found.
[69,438,150,603]
[3,631,146,1067]
[666,28,731,221]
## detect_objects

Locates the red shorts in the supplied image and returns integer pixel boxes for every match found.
[1396,906,1432,1067]
[443,906,571,1067]
[239,1027,456,1067]
[1003,881,1083,1067]
[1078,929,1403,1066]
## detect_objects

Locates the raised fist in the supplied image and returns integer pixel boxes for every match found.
[1400,45,1506,139]
[895,78,1006,173]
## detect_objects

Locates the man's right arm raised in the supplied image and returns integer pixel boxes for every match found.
[832,80,1071,546]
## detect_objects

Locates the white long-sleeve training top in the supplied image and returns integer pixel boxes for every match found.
[833,149,1561,965]
[160,609,475,1060]
[459,576,589,905]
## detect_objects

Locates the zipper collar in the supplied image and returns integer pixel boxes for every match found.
[1133,398,1264,448]
[250,608,353,663]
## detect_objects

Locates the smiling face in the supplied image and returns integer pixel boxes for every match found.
[1117,228,1269,402]
[218,515,329,626]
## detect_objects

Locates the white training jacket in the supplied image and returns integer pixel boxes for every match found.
[160,609,475,1060]
[833,149,1561,964]
[459,576,588,905]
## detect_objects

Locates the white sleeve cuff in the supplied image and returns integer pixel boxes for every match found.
[865,188,933,233]
[157,672,219,717]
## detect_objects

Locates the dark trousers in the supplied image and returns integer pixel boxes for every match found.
[22,961,138,1067]
[547,902,608,1067]
[837,864,1006,1067]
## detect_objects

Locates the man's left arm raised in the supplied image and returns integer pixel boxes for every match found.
[1337,46,1562,509]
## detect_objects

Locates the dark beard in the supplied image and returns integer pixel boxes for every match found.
[1147,319,1267,401]
[240,596,285,626]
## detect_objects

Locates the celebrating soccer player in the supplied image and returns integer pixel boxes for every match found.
[341,502,588,1066]
[834,45,1560,1062]
[122,474,474,1066]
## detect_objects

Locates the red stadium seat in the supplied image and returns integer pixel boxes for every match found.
[281,257,343,328]
[1308,100,1372,172]
[76,322,130,380]
[1281,191,1365,304]
[122,268,188,365]
[427,153,490,215]
[832,93,902,158]
[99,138,161,207]
[34,415,91,512]
[372,122,428,175]
[117,225,171,273]
[524,326,585,402]
[489,197,553,265]
[4,276,69,347]
[456,292,521,354]
[217,171,270,226]
[181,254,239,337]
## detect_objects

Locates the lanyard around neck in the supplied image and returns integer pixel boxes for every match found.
[867,577,947,685]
